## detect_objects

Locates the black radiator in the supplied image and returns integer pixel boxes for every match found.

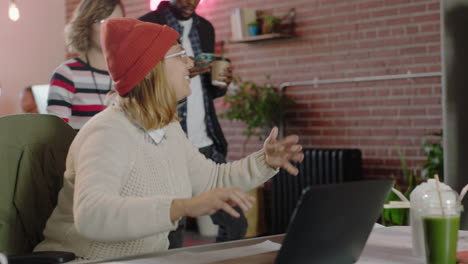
[264,148,362,235]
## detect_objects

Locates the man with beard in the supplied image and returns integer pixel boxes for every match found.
[139,0,245,248]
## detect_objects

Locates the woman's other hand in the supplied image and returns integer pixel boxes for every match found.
[171,188,255,221]
[264,127,304,176]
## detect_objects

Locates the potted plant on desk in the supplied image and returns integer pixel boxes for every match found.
[382,132,443,226]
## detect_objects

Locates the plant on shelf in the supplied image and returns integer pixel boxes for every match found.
[261,13,282,34]
[381,132,444,226]
[247,21,260,36]
[247,21,258,26]
[280,8,296,34]
[221,75,291,146]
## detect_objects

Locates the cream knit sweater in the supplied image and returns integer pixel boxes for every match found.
[34,106,277,260]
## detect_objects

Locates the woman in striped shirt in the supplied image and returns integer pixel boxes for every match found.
[47,0,125,130]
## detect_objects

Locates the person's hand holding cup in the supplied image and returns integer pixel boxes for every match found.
[190,53,215,78]
[190,53,233,88]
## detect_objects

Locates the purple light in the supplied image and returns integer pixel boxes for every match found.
[150,0,162,11]
[150,0,205,11]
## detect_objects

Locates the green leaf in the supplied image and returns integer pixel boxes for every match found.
[382,131,443,226]
[382,189,409,226]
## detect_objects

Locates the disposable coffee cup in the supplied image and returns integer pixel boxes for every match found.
[211,57,231,87]
[422,190,463,264]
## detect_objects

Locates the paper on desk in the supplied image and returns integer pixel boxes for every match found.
[106,240,281,264]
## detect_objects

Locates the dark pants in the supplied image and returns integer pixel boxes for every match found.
[168,145,247,248]
[198,145,248,242]
[168,217,186,249]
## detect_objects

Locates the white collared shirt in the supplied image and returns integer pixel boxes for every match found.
[178,18,213,148]
[147,128,165,144]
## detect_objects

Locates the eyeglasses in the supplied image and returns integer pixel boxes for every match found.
[164,50,189,61]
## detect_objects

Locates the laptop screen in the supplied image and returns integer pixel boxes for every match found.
[31,84,50,114]
[274,180,393,264]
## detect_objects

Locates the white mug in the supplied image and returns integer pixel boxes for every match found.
[0,253,8,264]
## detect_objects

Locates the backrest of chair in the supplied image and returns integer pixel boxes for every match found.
[0,114,76,255]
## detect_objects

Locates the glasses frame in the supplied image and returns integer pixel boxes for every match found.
[164,50,188,60]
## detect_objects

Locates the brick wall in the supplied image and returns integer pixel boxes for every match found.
[65,0,443,180]
[198,0,442,180]
[65,0,147,21]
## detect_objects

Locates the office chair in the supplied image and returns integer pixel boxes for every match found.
[0,114,76,263]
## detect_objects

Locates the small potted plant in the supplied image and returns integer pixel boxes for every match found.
[261,13,282,34]
[221,76,291,153]
[247,21,259,36]
[381,132,443,226]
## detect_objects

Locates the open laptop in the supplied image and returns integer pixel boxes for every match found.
[31,84,50,114]
[274,179,393,264]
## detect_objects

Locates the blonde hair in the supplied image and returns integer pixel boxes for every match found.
[65,0,124,55]
[119,63,180,130]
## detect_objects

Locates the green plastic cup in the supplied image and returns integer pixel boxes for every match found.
[422,190,463,264]
[423,216,460,264]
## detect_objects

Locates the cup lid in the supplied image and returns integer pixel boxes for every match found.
[214,57,231,62]
[423,189,463,212]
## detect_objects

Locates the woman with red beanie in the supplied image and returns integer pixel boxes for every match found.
[35,18,304,261]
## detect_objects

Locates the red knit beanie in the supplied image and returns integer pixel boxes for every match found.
[101,18,180,96]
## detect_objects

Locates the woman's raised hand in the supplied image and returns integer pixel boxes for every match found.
[171,188,255,221]
[264,127,304,176]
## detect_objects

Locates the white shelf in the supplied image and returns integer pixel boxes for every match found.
[229,33,297,43]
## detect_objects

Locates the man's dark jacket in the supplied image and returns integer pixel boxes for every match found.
[139,1,228,163]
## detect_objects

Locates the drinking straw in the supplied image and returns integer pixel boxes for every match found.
[434,174,446,217]
[383,189,410,209]
[391,187,410,202]
[460,184,468,203]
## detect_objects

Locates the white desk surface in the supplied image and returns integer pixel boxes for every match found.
[77,226,468,264]
[359,226,468,263]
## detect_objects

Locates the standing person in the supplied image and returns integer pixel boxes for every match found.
[20,86,39,114]
[47,0,125,130]
[34,18,304,261]
[139,0,243,245]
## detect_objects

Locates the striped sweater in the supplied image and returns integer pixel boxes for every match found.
[47,57,114,130]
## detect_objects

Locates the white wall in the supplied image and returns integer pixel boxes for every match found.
[0,0,65,116]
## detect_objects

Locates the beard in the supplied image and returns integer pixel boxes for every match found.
[169,3,193,21]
